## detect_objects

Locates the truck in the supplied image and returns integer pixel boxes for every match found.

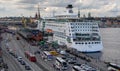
[24,51,37,62]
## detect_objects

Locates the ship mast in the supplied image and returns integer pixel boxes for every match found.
[38,4,41,19]
[78,8,80,18]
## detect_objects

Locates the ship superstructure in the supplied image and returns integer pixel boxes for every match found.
[39,4,103,52]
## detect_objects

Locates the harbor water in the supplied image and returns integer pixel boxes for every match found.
[86,28,120,64]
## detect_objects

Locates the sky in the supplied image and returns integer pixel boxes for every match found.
[0,0,120,17]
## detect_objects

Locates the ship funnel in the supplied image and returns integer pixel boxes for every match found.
[66,4,73,13]
[66,4,73,8]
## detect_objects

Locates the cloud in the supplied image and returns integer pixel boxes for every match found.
[16,0,118,11]
[18,0,44,4]
[19,5,36,10]
[0,0,120,17]
[0,7,6,12]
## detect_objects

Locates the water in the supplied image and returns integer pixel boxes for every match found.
[86,28,120,64]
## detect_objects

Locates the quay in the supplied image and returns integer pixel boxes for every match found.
[18,29,109,71]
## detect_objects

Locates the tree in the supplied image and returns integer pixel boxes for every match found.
[51,41,58,49]
[38,41,45,46]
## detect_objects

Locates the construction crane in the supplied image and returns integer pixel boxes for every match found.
[21,16,27,28]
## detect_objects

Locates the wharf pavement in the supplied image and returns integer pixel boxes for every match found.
[18,31,109,71]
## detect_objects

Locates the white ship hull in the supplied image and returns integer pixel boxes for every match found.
[54,35,103,52]
[70,43,103,52]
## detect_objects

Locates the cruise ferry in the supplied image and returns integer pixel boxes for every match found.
[38,4,103,52]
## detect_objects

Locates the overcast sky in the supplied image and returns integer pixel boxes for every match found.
[0,0,120,17]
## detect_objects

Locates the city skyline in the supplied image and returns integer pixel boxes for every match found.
[0,0,120,17]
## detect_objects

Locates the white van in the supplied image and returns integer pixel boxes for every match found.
[55,57,68,70]
[42,51,53,60]
[72,66,82,71]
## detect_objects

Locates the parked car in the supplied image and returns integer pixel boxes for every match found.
[61,56,67,60]
[20,60,26,65]
[60,50,66,55]
[25,65,31,70]
[3,63,8,69]
[73,63,81,66]
[17,56,22,62]
[50,51,59,56]
[34,50,40,54]
[13,54,18,58]
[16,36,20,40]
[67,57,77,64]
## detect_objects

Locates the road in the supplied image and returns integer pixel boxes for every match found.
[2,49,24,71]
[1,33,43,71]
[1,36,24,71]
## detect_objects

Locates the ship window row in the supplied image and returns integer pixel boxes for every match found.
[55,15,77,18]
[70,29,96,32]
[45,19,97,23]
[66,19,95,22]
[92,26,98,28]
[71,26,94,28]
[92,30,98,32]
[45,19,67,22]
[46,24,62,27]
[71,26,98,29]
[76,33,90,36]
[75,42,101,44]
[73,37,100,41]
[70,23,97,25]
[75,30,94,31]
[54,31,66,38]
[55,34,66,38]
